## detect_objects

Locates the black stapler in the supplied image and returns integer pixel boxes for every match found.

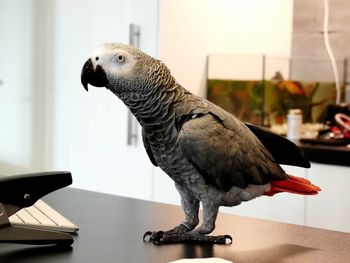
[0,171,74,245]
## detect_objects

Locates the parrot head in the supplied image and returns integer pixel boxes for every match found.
[81,43,173,95]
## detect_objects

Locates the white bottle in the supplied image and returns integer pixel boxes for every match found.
[287,109,303,141]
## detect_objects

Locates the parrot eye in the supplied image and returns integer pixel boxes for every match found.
[117,55,125,63]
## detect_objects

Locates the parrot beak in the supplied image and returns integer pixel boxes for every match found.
[81,58,109,91]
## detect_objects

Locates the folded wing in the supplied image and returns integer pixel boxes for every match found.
[177,113,287,191]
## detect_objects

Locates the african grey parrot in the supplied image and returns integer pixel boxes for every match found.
[81,43,320,245]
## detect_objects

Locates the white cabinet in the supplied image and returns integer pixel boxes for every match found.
[223,162,350,233]
[222,162,350,233]
[306,163,350,233]
[49,0,159,200]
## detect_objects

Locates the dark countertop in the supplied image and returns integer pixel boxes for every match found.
[300,143,350,167]
[1,188,350,263]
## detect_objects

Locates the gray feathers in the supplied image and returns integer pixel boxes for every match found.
[177,110,287,191]
[84,43,304,196]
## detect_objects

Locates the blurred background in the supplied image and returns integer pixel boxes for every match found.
[1,0,349,233]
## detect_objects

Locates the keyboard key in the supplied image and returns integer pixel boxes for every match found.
[27,204,57,227]
[9,200,79,233]
[15,209,40,225]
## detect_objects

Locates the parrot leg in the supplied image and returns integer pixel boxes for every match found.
[143,199,232,245]
[143,185,200,243]
[177,185,200,231]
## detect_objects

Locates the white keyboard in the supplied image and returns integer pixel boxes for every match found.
[9,199,79,233]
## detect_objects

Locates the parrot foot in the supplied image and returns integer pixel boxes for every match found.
[143,231,232,245]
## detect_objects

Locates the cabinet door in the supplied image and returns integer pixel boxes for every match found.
[306,163,350,233]
[50,0,158,200]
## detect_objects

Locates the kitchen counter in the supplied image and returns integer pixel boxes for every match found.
[300,143,350,167]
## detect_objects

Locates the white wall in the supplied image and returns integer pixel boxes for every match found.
[127,0,160,57]
[159,0,293,96]
[153,0,294,205]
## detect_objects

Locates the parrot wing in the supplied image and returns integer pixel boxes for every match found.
[177,113,287,191]
[244,123,310,168]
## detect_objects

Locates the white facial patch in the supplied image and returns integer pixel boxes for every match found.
[90,45,136,78]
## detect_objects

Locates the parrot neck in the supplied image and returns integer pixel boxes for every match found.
[118,82,184,128]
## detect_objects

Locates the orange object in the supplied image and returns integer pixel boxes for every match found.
[277,81,306,96]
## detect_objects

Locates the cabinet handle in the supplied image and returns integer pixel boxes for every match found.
[129,24,140,48]
[127,111,138,146]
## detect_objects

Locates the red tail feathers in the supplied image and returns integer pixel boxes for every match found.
[264,175,321,196]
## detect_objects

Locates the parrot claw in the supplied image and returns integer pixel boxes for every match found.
[143,231,153,240]
[143,231,165,244]
[143,230,233,245]
[143,231,152,241]
[223,234,233,245]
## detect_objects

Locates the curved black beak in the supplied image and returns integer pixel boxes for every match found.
[81,59,109,91]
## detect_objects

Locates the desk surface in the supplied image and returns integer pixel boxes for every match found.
[1,188,350,263]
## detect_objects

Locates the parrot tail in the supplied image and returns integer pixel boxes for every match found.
[264,175,321,196]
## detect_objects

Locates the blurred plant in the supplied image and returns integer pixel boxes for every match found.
[267,71,335,124]
[207,79,263,124]
[207,75,336,126]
